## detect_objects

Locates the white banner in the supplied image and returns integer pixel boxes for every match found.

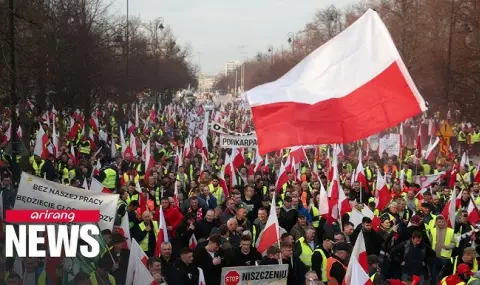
[15,173,119,230]
[220,134,257,148]
[221,264,288,285]
[210,121,255,136]
[414,172,445,190]
[379,134,400,157]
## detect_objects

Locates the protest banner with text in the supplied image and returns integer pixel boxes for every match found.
[14,172,119,230]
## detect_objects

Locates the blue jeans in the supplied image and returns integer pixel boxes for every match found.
[429,258,448,285]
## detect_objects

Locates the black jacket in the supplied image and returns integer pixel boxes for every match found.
[279,207,298,233]
[160,255,177,285]
[174,260,199,285]
[130,221,157,256]
[283,256,308,285]
[351,226,383,255]
[42,159,56,181]
[259,256,279,265]
[193,246,223,285]
[389,240,435,276]
[176,219,195,248]
[232,247,262,266]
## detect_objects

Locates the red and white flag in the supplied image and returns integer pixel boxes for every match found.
[34,123,49,159]
[350,256,373,285]
[416,125,422,158]
[318,180,329,216]
[424,137,440,162]
[355,149,368,189]
[90,178,112,194]
[345,231,370,284]
[256,193,280,254]
[375,170,390,210]
[119,213,132,249]
[126,239,149,285]
[441,189,456,228]
[275,158,291,193]
[467,196,479,225]
[154,207,169,256]
[189,234,198,249]
[133,257,155,285]
[246,9,427,154]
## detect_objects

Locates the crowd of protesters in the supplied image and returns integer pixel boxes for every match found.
[0,99,480,285]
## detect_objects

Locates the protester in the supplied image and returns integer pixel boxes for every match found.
[1,97,480,285]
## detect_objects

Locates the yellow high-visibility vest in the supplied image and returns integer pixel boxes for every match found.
[297,237,314,268]
[430,227,454,258]
[311,205,320,228]
[138,221,159,251]
[452,256,478,273]
[32,160,45,176]
[103,168,117,189]
[313,248,328,282]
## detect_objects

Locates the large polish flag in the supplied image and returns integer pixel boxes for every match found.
[256,193,280,254]
[246,9,427,155]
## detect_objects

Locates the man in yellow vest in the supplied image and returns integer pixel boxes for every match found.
[446,247,479,275]
[311,235,334,283]
[78,137,91,160]
[99,165,118,192]
[293,226,318,270]
[429,214,456,284]
[31,155,45,177]
[131,210,159,256]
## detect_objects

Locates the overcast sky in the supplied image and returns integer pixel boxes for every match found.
[109,0,359,75]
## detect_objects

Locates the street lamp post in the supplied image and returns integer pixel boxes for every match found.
[8,0,19,185]
[287,32,295,53]
[153,18,164,107]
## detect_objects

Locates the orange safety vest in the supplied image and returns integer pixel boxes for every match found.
[326,257,347,285]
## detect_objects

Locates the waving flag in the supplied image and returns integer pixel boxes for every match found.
[246,9,427,154]
[345,231,369,284]
[256,193,280,254]
[126,240,149,285]
[154,207,169,256]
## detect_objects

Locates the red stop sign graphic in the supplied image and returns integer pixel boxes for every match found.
[224,270,240,285]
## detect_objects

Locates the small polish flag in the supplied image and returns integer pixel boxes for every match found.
[154,207,169,256]
[256,193,280,254]
[189,234,198,249]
